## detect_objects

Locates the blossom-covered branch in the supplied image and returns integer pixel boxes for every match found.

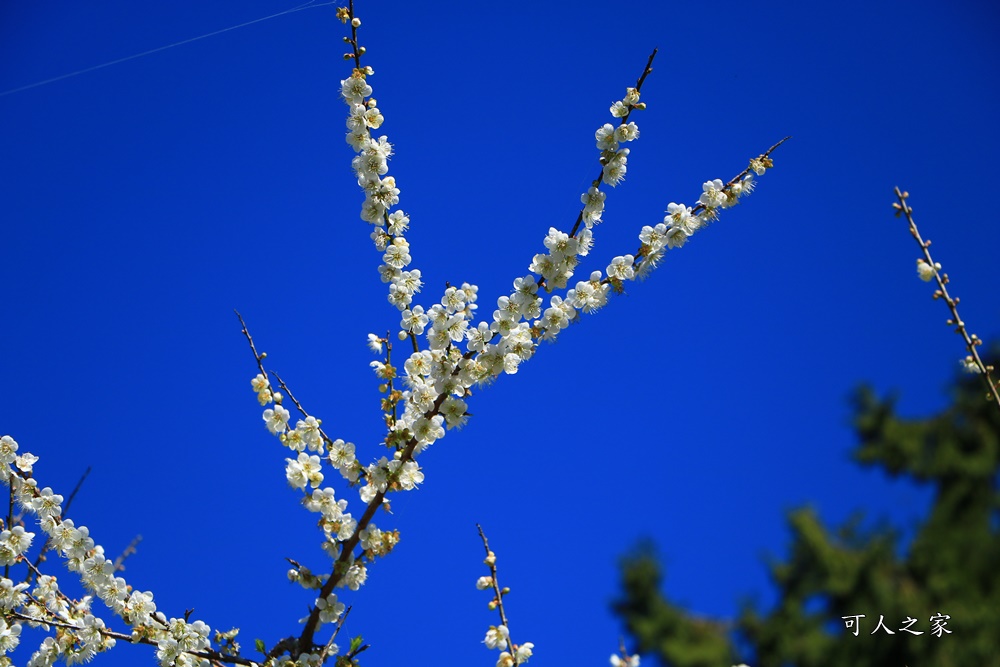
[0,1,787,665]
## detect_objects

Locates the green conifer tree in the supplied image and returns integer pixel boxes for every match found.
[613,349,1000,667]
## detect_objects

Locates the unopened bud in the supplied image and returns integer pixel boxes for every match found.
[351,17,361,28]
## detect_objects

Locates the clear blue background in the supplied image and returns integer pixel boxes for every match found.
[2,1,998,665]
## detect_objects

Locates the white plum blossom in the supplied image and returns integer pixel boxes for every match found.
[581,186,606,227]
[615,121,639,143]
[595,123,618,151]
[0,436,18,468]
[0,527,34,565]
[606,255,636,281]
[263,405,290,435]
[917,258,939,282]
[316,593,345,625]
[251,373,272,406]
[0,578,29,611]
[340,75,371,104]
[383,237,411,268]
[387,209,409,235]
[0,618,21,654]
[401,305,429,336]
[484,625,509,650]
[391,460,424,490]
[698,178,727,208]
[665,202,698,235]
[286,453,324,490]
[602,148,629,186]
[341,562,367,591]
[440,397,468,429]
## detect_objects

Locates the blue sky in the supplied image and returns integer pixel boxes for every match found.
[2,1,999,665]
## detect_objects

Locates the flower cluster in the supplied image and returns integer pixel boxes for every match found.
[249,372,381,591]
[0,435,218,667]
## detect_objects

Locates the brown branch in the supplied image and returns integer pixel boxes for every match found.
[295,376,457,654]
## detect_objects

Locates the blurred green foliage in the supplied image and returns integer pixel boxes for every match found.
[613,350,1000,667]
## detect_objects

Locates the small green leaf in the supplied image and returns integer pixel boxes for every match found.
[349,635,363,653]
[255,639,266,655]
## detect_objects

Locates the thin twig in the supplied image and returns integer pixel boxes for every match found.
[893,187,1000,406]
[236,311,338,448]
[235,310,269,379]
[112,534,144,572]
[476,524,511,631]
[320,604,353,661]
[62,466,92,516]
